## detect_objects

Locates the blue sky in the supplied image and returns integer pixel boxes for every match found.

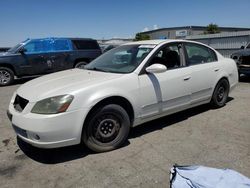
[0,0,250,46]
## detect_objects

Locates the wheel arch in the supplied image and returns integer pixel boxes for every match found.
[74,58,90,67]
[83,96,135,128]
[0,63,17,75]
[213,75,229,91]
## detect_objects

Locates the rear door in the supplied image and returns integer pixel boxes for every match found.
[50,39,73,71]
[183,42,219,105]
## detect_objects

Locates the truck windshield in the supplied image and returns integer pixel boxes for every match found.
[7,39,30,53]
[85,45,153,73]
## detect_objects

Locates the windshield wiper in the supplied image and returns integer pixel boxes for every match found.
[85,67,110,73]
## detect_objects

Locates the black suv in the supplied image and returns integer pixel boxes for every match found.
[231,42,250,76]
[0,38,102,86]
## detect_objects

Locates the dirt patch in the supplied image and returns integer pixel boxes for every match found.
[2,139,10,147]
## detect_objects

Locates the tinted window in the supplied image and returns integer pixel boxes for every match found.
[72,40,99,50]
[23,39,53,53]
[185,43,217,65]
[53,39,71,51]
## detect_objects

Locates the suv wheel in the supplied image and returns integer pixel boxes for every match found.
[0,67,14,86]
[75,61,88,69]
[83,104,130,152]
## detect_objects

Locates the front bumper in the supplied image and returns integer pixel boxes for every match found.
[7,103,88,148]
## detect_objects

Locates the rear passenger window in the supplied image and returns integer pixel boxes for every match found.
[185,43,217,65]
[53,39,71,51]
[72,40,99,50]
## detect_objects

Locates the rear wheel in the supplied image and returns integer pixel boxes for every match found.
[211,79,229,108]
[0,67,14,86]
[74,61,88,69]
[83,104,130,152]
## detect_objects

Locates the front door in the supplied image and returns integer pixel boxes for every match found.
[138,43,191,119]
[21,39,53,75]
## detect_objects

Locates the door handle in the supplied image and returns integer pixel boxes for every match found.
[183,76,191,81]
[214,68,220,72]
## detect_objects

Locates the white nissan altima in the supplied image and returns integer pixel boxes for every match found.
[7,40,238,152]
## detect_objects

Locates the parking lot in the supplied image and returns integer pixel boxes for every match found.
[0,77,249,187]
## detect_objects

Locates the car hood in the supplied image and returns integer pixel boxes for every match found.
[0,52,9,56]
[0,51,17,58]
[16,69,122,102]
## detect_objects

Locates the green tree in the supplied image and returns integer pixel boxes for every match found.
[134,33,150,41]
[204,23,220,34]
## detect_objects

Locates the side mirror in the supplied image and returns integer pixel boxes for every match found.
[240,46,245,49]
[146,64,167,74]
[19,48,27,54]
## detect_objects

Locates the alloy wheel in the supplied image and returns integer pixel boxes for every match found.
[0,70,11,84]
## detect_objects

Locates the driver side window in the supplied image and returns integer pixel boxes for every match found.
[23,39,53,53]
[150,43,181,69]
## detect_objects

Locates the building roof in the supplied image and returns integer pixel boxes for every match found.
[141,26,250,34]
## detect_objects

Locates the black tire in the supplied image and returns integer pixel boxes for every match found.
[0,67,14,86]
[74,61,88,69]
[210,79,229,108]
[83,104,130,152]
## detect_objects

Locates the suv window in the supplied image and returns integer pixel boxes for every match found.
[185,43,217,65]
[72,40,99,50]
[23,39,53,53]
[53,39,71,51]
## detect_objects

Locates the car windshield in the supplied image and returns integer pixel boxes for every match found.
[7,39,30,53]
[85,44,153,73]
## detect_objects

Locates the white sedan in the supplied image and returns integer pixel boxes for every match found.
[7,40,238,152]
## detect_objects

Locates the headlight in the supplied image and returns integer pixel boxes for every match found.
[31,95,74,114]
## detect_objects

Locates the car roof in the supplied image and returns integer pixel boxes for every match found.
[28,37,95,41]
[123,39,188,46]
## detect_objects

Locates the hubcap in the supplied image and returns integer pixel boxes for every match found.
[0,70,11,84]
[217,86,225,102]
[92,115,121,143]
[76,63,86,69]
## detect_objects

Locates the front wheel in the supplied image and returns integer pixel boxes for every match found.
[83,104,130,152]
[210,79,229,108]
[0,67,14,86]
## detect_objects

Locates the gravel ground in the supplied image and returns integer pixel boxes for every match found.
[0,77,250,188]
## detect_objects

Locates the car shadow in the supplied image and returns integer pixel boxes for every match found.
[17,138,92,164]
[129,99,233,139]
[17,137,130,164]
[17,99,234,164]
[8,77,35,86]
